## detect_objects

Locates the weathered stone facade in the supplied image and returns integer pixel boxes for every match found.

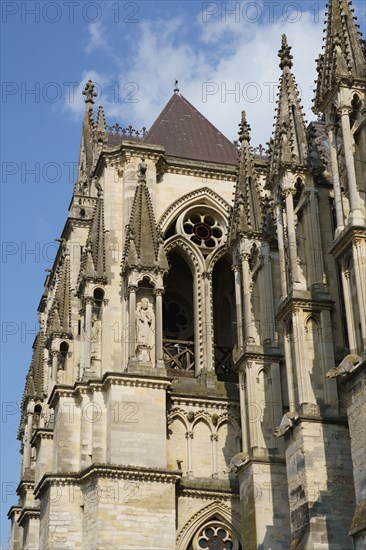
[9,1,366,548]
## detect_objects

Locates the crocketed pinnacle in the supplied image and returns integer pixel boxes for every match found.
[49,251,71,335]
[269,35,308,181]
[122,159,168,272]
[229,111,263,241]
[21,332,45,411]
[80,196,107,283]
[314,0,366,110]
[95,105,107,137]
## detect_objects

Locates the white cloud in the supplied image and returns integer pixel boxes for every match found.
[66,5,326,146]
[63,69,109,117]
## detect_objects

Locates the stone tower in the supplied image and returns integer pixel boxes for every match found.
[8,1,366,549]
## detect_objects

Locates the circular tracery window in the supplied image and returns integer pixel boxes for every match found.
[182,210,224,250]
[191,522,239,550]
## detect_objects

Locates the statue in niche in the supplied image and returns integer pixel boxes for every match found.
[90,310,101,364]
[136,297,154,363]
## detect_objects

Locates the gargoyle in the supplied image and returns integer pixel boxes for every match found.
[225,452,249,474]
[326,354,362,379]
[274,411,297,438]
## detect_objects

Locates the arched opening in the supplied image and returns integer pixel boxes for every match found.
[33,404,42,429]
[93,287,104,319]
[59,341,69,369]
[212,255,236,379]
[163,251,194,372]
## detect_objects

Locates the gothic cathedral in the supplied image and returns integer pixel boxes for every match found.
[8,1,366,548]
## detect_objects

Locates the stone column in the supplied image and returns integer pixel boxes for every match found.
[186,431,194,478]
[326,122,345,236]
[341,266,358,353]
[246,362,258,449]
[240,253,255,343]
[154,289,164,367]
[202,272,214,371]
[343,363,366,549]
[339,107,365,226]
[284,188,300,288]
[128,286,137,362]
[23,408,34,474]
[84,297,93,370]
[233,263,244,348]
[239,370,249,454]
[284,331,296,410]
[309,190,326,285]
[262,242,276,344]
[352,239,366,350]
[274,199,288,300]
[211,434,218,478]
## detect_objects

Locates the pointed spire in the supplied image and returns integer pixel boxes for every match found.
[229,111,263,241]
[77,80,97,186]
[23,332,45,404]
[79,197,107,284]
[314,0,366,111]
[122,159,168,272]
[268,36,308,182]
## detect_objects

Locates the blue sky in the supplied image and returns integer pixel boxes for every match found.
[1,0,365,545]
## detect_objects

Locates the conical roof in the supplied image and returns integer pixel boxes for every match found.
[143,92,238,165]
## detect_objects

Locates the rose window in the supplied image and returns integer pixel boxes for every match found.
[182,211,224,250]
[190,522,239,550]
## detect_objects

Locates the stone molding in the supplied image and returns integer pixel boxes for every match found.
[34,464,182,499]
[329,226,366,259]
[48,372,172,407]
[18,507,40,527]
[30,428,53,447]
[171,396,240,410]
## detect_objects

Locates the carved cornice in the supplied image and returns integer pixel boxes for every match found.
[178,487,239,500]
[171,396,240,409]
[157,157,237,182]
[16,480,35,498]
[329,225,366,259]
[34,464,182,499]
[30,428,54,447]
[48,372,171,408]
[276,293,334,322]
[18,507,40,527]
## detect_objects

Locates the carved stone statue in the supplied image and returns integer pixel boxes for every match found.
[225,452,249,474]
[326,354,362,379]
[136,297,154,363]
[274,411,298,438]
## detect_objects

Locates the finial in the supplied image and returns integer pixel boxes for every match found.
[138,157,147,184]
[174,79,180,94]
[278,34,293,70]
[82,79,97,105]
[238,111,251,143]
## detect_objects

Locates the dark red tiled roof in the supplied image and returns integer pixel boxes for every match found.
[143,93,238,165]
